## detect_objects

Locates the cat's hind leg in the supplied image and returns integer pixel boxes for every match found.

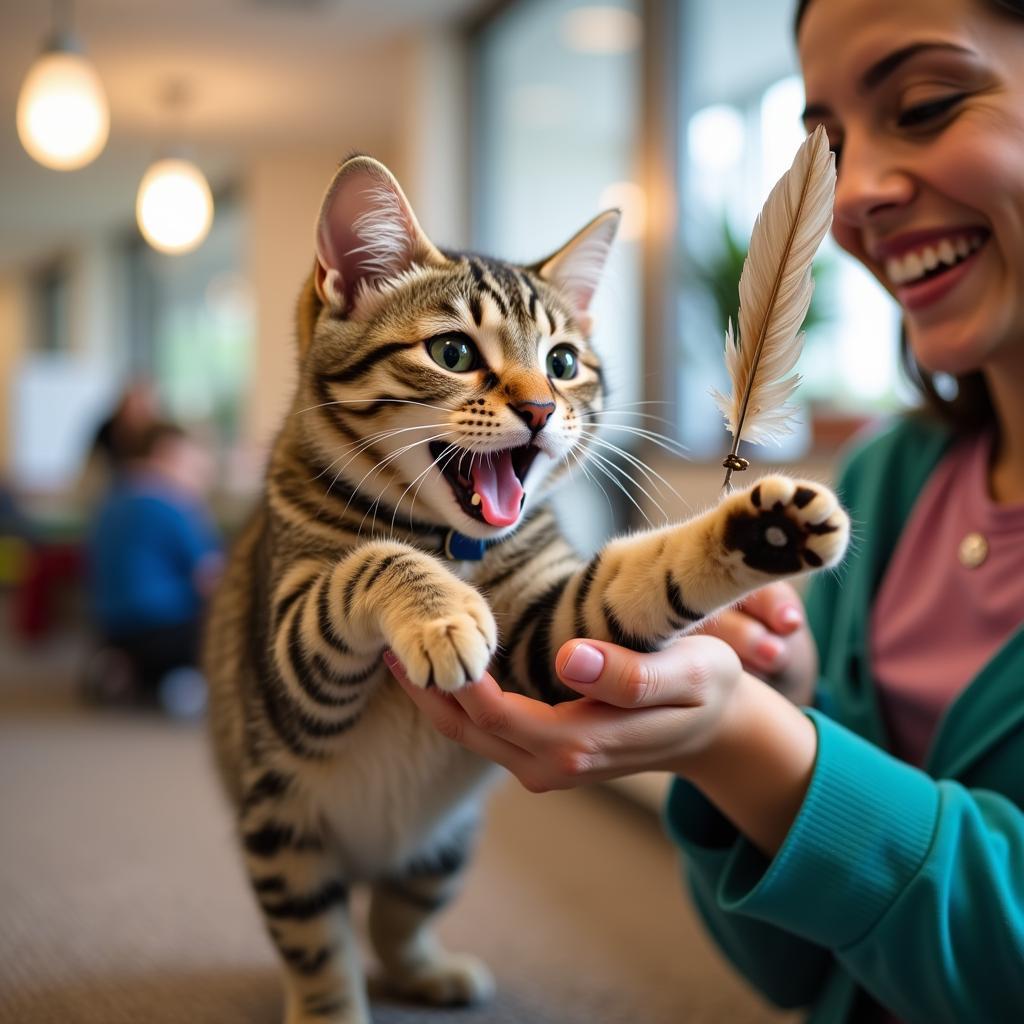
[368,828,493,1007]
[238,777,370,1024]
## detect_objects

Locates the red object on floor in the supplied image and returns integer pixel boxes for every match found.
[13,542,83,642]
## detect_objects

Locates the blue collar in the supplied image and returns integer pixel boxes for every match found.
[443,530,491,561]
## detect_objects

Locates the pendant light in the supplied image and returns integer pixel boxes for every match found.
[135,82,213,255]
[16,0,110,171]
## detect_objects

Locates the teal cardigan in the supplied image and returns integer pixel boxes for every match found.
[665,416,1024,1024]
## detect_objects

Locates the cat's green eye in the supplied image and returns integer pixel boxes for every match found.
[427,335,479,373]
[546,345,578,381]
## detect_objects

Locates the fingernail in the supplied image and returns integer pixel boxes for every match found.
[755,637,785,668]
[561,643,605,683]
[779,605,803,629]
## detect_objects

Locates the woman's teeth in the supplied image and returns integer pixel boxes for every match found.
[886,234,985,286]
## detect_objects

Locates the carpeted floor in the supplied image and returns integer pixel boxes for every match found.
[0,634,795,1024]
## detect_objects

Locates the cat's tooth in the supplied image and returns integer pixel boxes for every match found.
[938,239,957,265]
[922,246,939,271]
[471,493,482,506]
[886,257,905,285]
[955,237,969,258]
[904,252,925,281]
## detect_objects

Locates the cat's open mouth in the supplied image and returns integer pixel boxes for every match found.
[429,441,541,528]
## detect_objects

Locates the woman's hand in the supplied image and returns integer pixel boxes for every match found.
[387,632,819,855]
[385,634,745,793]
[696,582,818,705]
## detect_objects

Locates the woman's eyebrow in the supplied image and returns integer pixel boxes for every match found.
[860,41,973,90]
[801,41,974,122]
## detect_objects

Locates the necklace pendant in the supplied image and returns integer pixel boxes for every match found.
[958,531,988,569]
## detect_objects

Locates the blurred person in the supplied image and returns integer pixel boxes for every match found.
[76,377,162,511]
[86,420,222,718]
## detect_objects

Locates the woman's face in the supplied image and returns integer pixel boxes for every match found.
[799,0,1024,377]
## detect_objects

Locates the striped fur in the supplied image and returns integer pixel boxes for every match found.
[205,157,849,1024]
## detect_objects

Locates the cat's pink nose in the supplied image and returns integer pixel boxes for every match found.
[511,400,555,432]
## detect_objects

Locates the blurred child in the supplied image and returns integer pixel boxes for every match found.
[86,421,222,717]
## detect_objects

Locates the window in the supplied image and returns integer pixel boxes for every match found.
[472,0,646,541]
[474,0,644,419]
[678,3,906,460]
[33,260,71,353]
[130,196,255,449]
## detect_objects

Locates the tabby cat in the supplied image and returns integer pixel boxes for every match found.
[204,155,850,1024]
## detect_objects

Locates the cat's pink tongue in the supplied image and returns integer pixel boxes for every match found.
[470,451,524,527]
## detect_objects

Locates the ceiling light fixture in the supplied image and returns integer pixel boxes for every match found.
[136,158,214,255]
[135,82,213,255]
[16,0,110,171]
[562,6,642,55]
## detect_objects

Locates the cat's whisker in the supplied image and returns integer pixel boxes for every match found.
[311,422,451,484]
[578,432,676,498]
[387,440,463,539]
[390,442,460,535]
[372,439,461,538]
[585,455,655,529]
[573,432,649,520]
[578,429,691,511]
[356,435,453,529]
[341,432,454,529]
[566,445,616,522]
[585,399,675,426]
[324,436,423,519]
[310,427,445,500]
[585,448,664,525]
[583,408,679,430]
[580,420,691,459]
[293,397,452,416]
[415,444,468,530]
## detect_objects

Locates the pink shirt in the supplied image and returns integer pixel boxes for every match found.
[870,430,1024,769]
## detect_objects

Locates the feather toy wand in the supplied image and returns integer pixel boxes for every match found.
[714,124,836,490]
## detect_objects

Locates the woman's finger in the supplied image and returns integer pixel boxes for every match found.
[446,671,562,746]
[739,581,805,635]
[554,634,741,709]
[699,608,787,674]
[385,654,536,770]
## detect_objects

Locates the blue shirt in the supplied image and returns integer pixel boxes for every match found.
[90,475,221,635]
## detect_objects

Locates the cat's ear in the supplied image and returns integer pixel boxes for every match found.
[532,209,620,333]
[315,155,446,314]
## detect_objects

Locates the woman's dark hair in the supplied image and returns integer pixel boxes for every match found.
[795,0,1024,33]
[899,334,995,433]
[794,0,1018,433]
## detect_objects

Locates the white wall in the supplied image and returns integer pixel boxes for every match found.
[0,276,31,476]
[239,29,472,464]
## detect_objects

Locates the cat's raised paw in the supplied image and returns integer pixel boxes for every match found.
[388,589,497,691]
[721,475,849,576]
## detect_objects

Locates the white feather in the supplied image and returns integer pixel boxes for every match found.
[712,126,835,447]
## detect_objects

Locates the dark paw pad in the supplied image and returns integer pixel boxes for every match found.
[723,502,824,574]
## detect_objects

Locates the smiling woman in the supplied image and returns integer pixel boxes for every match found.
[798,0,1024,434]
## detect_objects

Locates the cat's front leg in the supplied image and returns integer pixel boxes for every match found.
[264,543,496,758]
[593,475,849,645]
[321,542,497,691]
